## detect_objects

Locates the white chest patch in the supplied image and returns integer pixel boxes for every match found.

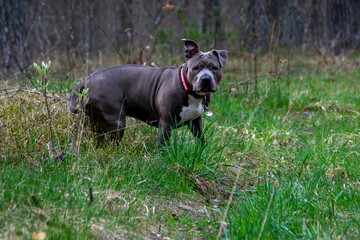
[179,95,204,124]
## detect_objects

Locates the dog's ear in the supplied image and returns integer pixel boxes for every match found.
[181,38,199,59]
[212,50,228,67]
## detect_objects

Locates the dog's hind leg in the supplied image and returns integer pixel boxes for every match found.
[101,107,126,142]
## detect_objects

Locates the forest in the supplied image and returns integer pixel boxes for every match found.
[1,0,359,76]
[1,0,360,239]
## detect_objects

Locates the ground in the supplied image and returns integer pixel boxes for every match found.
[1,51,360,239]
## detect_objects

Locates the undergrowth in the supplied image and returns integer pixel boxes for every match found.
[1,52,360,239]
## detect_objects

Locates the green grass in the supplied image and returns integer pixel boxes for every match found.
[1,53,360,239]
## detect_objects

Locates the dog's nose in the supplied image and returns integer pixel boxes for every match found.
[200,74,212,82]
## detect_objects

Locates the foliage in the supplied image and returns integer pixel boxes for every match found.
[1,53,360,239]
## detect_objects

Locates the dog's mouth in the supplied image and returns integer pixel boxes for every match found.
[193,85,217,93]
[192,91,207,96]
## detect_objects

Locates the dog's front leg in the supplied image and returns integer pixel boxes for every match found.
[158,119,172,146]
[189,117,204,143]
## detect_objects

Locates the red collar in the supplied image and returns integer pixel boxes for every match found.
[180,67,191,92]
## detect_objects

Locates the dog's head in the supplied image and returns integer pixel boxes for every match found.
[182,39,227,93]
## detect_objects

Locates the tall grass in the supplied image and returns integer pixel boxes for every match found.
[1,52,360,239]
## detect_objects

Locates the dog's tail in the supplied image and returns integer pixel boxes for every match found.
[68,81,85,114]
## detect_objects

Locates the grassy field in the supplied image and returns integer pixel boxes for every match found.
[1,52,360,239]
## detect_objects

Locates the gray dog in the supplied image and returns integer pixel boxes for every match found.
[69,39,227,145]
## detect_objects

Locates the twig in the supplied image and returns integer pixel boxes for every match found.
[40,36,69,59]
[215,155,248,239]
[240,87,271,140]
[282,92,298,124]
[22,68,58,161]
[243,57,249,95]
[287,57,290,92]
[282,108,291,124]
[43,74,56,160]
[137,167,157,190]
[145,37,157,66]
[76,110,86,155]
[0,88,67,102]
[7,80,27,100]
[119,0,142,40]
[253,20,260,98]
[221,74,269,93]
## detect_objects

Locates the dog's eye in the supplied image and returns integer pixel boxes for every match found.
[212,66,219,71]
[193,66,199,71]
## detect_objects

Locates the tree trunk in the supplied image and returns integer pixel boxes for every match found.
[0,0,28,77]
[329,0,350,54]
[212,0,222,48]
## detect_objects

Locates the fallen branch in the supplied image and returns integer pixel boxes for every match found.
[0,88,67,102]
[220,74,267,93]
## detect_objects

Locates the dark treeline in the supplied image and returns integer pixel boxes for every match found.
[1,0,359,77]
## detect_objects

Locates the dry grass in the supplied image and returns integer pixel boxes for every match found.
[1,51,360,238]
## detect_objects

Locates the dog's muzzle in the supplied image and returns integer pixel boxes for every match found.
[194,70,217,92]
